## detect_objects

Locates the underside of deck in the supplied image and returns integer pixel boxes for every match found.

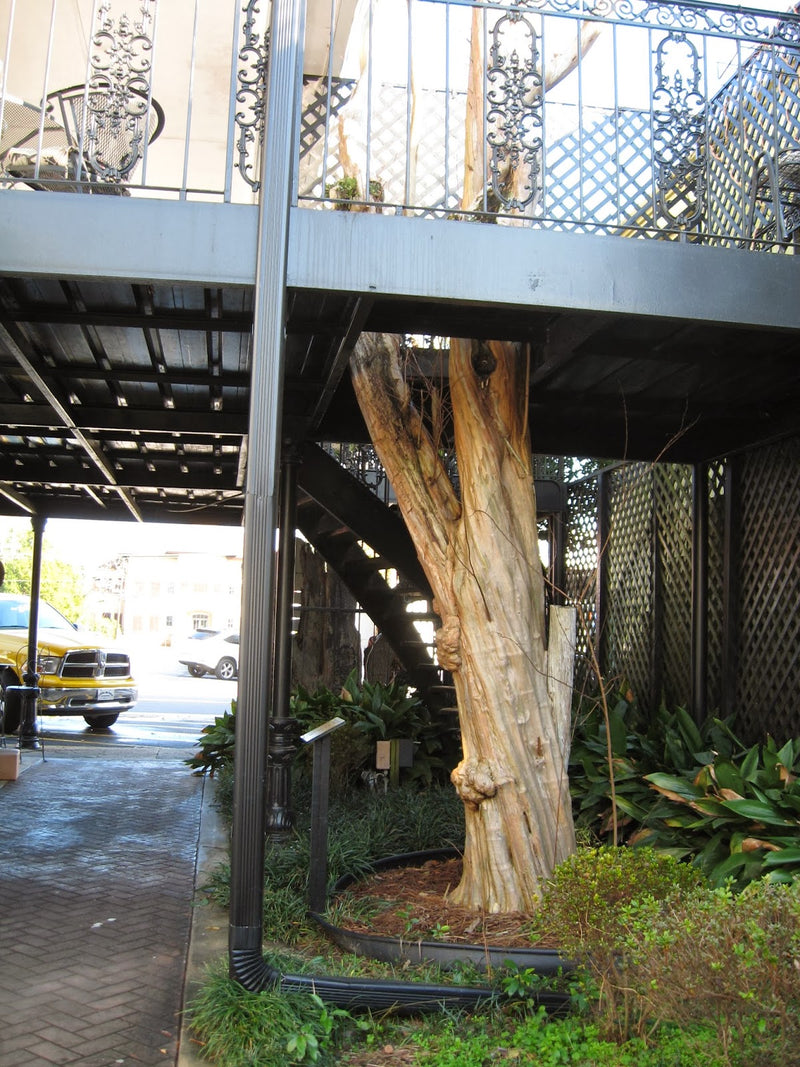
[1,194,798,524]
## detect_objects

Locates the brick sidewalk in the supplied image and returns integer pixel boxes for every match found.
[0,750,206,1066]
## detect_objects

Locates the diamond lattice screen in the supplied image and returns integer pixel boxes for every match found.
[564,476,599,692]
[604,466,657,706]
[653,465,693,711]
[735,438,800,742]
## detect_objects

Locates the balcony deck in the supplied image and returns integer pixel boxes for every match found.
[0,0,798,523]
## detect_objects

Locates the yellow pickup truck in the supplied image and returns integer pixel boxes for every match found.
[0,592,137,733]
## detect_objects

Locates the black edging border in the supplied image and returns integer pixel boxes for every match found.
[228,848,572,1014]
[230,849,572,1014]
[311,847,572,975]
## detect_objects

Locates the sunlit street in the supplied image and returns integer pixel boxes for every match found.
[27,647,237,751]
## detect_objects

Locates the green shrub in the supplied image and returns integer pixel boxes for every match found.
[185,702,236,776]
[569,686,744,845]
[641,736,800,887]
[617,879,800,1063]
[569,688,800,889]
[533,846,705,959]
[186,675,456,792]
[293,671,455,791]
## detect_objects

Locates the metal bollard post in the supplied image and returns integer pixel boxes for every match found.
[300,717,345,914]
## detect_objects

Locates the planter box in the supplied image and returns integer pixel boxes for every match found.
[0,747,21,780]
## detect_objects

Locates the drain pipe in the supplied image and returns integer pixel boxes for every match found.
[265,447,300,841]
[228,0,305,982]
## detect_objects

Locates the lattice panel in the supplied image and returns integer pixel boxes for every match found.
[605,466,657,705]
[544,109,654,228]
[735,438,800,742]
[654,465,693,710]
[298,77,355,198]
[564,476,599,691]
[705,44,800,246]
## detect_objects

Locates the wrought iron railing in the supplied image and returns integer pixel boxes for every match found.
[1,0,798,248]
[301,0,800,248]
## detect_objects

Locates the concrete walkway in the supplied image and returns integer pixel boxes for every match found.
[0,741,228,1067]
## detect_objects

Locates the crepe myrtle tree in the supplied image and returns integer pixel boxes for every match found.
[350,333,577,913]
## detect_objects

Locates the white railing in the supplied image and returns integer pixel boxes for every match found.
[2,0,799,248]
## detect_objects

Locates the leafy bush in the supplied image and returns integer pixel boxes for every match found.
[532,846,704,1014]
[295,671,455,791]
[528,847,800,1063]
[186,673,456,792]
[569,687,800,889]
[616,879,800,1062]
[640,736,800,887]
[185,702,236,776]
[569,686,744,844]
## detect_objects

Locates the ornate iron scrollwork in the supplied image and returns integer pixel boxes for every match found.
[486,11,543,213]
[82,0,157,181]
[235,0,271,191]
[652,31,707,229]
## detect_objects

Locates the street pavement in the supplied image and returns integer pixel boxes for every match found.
[0,738,229,1066]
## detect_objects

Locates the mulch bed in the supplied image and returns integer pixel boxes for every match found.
[333,856,557,948]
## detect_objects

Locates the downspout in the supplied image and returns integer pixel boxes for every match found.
[265,447,300,841]
[228,0,305,983]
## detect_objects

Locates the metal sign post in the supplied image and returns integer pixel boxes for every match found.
[301,716,346,913]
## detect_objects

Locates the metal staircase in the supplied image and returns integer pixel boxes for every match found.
[295,442,447,703]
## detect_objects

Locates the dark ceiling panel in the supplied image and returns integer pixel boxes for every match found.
[1,273,798,527]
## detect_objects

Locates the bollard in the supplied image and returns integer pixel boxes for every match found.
[300,717,345,914]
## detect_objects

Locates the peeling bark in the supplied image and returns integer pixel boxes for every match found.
[351,333,576,913]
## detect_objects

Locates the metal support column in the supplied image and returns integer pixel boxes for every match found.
[691,463,709,725]
[19,514,46,750]
[228,0,306,982]
[720,458,740,719]
[265,447,300,841]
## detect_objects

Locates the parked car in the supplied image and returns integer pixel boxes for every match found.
[178,630,239,680]
[0,592,138,732]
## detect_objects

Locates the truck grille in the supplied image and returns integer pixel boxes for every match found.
[60,650,131,680]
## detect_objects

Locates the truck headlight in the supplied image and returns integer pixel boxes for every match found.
[35,655,62,675]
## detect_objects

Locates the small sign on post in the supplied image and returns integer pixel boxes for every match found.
[301,716,346,914]
[375,738,414,788]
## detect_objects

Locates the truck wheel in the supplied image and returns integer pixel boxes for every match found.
[1,677,22,734]
[84,713,119,729]
[215,657,237,681]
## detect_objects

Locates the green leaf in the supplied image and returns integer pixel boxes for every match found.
[608,706,628,757]
[645,772,704,802]
[739,745,761,782]
[719,799,796,826]
[776,739,798,773]
[712,760,746,795]
[674,705,703,755]
[762,847,800,867]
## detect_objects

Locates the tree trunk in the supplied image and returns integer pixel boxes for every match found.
[350,333,576,912]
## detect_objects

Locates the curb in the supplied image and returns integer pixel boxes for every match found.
[178,776,230,1067]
